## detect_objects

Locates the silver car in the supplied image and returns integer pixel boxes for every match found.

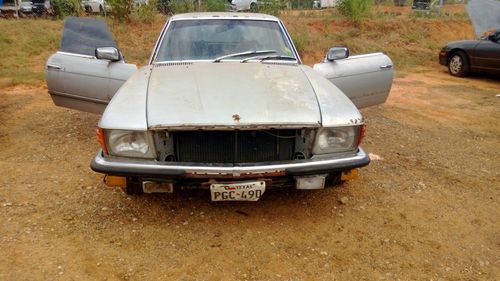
[45,13,393,201]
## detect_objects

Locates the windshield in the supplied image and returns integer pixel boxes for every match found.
[154,19,296,62]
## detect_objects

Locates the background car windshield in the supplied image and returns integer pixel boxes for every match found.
[155,19,296,61]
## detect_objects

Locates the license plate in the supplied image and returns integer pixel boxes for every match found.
[210,181,266,201]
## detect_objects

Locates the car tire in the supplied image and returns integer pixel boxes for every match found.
[124,178,144,195]
[447,51,469,77]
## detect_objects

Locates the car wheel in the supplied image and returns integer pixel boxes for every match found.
[124,178,144,195]
[448,51,469,77]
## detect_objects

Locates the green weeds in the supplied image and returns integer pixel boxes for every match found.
[0,20,61,87]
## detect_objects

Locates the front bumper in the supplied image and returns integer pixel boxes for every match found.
[91,148,370,179]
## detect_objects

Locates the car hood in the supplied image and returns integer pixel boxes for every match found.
[146,63,322,129]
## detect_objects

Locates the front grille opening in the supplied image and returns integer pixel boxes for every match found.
[174,130,297,164]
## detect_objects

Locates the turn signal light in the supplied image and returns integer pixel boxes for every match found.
[358,125,366,146]
[104,175,126,187]
[97,127,108,155]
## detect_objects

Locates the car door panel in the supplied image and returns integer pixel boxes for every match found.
[46,52,136,114]
[313,53,393,109]
[45,17,137,114]
[472,39,500,73]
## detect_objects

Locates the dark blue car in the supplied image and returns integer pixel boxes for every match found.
[439,29,500,77]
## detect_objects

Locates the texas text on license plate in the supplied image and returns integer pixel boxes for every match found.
[210,181,266,201]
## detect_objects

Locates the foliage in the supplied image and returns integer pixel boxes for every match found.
[290,0,314,9]
[157,0,172,14]
[168,0,227,14]
[337,0,371,22]
[133,0,159,22]
[170,0,196,14]
[254,0,286,17]
[0,19,61,86]
[290,29,310,54]
[107,0,135,22]
[198,0,227,12]
[52,0,82,17]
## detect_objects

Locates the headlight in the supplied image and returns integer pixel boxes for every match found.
[105,130,156,158]
[312,126,362,154]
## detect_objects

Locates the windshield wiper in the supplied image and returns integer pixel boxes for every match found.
[212,50,277,63]
[240,55,297,63]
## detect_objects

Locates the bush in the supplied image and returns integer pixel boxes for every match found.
[290,29,309,54]
[170,0,196,14]
[199,0,227,12]
[157,0,172,14]
[107,0,135,22]
[133,0,159,22]
[254,0,285,17]
[337,0,371,22]
[169,0,231,13]
[52,0,82,17]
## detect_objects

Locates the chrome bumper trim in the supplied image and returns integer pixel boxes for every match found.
[91,148,370,178]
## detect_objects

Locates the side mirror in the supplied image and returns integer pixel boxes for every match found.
[95,47,121,61]
[326,47,349,61]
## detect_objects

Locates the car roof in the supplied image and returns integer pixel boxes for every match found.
[170,12,280,21]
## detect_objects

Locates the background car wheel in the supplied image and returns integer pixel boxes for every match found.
[124,178,143,195]
[447,51,469,77]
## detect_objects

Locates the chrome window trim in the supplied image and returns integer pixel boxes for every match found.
[56,51,96,59]
[150,17,301,65]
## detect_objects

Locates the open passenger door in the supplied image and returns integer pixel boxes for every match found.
[313,48,393,109]
[45,17,137,114]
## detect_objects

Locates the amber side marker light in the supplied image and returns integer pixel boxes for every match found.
[104,175,126,187]
[97,128,108,155]
[358,124,366,146]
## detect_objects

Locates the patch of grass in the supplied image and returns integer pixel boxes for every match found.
[132,0,159,22]
[0,19,62,86]
[284,9,474,67]
[290,29,310,55]
[198,0,227,12]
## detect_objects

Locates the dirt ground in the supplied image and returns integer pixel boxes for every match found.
[0,64,498,280]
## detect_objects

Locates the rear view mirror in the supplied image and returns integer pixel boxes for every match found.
[96,47,121,61]
[326,47,349,61]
